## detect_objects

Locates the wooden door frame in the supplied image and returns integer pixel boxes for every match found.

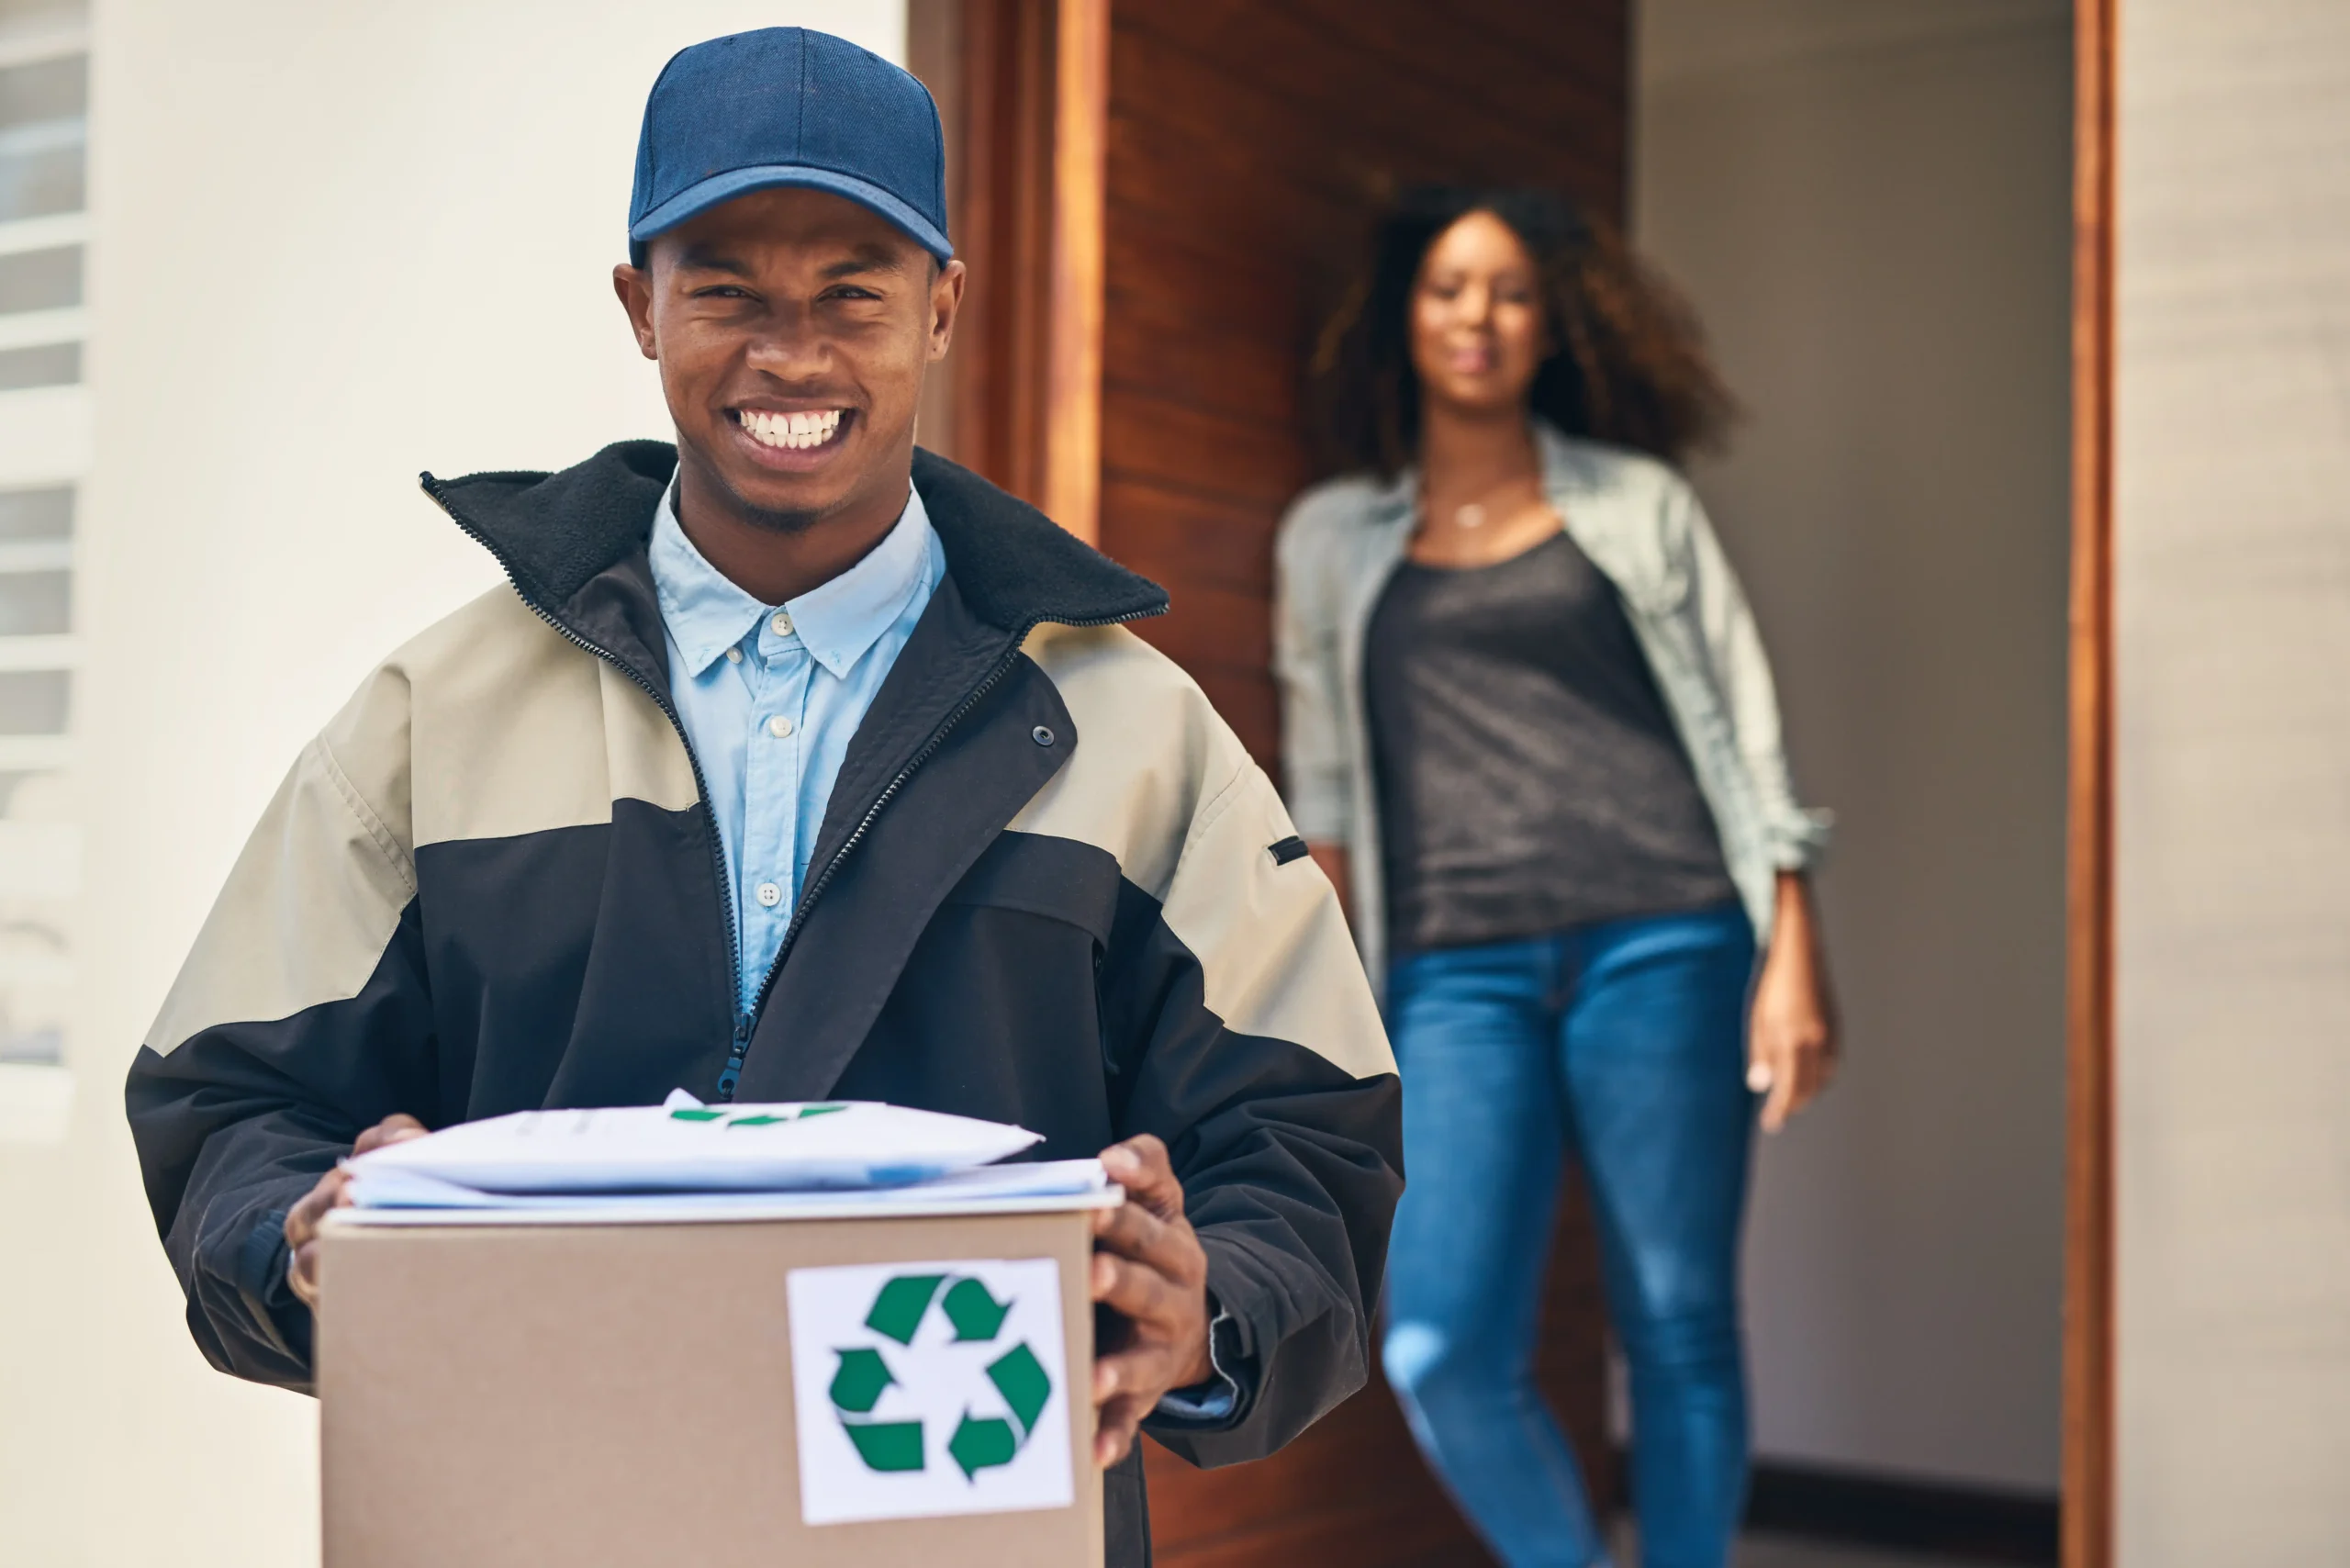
[2065,1,2118,1565]
[1039,0,1108,542]
[923,0,1108,543]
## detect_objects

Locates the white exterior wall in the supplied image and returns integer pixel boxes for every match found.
[2112,3,2350,1562]
[1635,0,2073,1492]
[2,4,904,1563]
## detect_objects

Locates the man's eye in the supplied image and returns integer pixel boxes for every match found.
[693,285,752,300]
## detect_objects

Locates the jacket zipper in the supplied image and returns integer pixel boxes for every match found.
[421,481,753,1064]
[724,608,1146,1099]
[424,477,1158,1102]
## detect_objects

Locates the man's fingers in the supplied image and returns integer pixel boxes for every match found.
[1092,1198,1203,1289]
[283,1114,431,1310]
[1091,1194,1169,1258]
[353,1114,428,1156]
[1097,1135,1182,1222]
[284,1191,325,1249]
[288,1239,322,1308]
[284,1168,348,1247]
[1092,1392,1148,1468]
[1093,1341,1182,1406]
[1091,1249,1181,1328]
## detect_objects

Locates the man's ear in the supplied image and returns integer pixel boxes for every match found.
[928,258,968,363]
[613,262,660,361]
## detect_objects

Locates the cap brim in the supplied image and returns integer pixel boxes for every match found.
[630,165,952,261]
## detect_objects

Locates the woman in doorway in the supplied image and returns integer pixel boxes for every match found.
[1272,188,1837,1568]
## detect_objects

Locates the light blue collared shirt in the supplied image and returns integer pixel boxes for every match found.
[649,484,943,1018]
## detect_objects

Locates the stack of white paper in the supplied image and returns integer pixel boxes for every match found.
[341,1158,1117,1226]
[343,1095,1050,1210]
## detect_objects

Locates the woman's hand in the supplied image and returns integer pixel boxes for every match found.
[1747,872,1837,1132]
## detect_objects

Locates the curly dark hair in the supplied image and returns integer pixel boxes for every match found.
[1311,186,1735,475]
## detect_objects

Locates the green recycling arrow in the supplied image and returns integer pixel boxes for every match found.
[844,1420,925,1473]
[986,1342,1051,1437]
[947,1414,1017,1479]
[668,1103,850,1126]
[829,1348,893,1414]
[827,1270,1055,1482]
[941,1278,1011,1341]
[864,1275,946,1345]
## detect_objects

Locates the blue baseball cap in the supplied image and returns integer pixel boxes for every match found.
[628,28,951,266]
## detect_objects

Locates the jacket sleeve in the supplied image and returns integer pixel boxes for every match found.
[1270,492,1353,846]
[124,669,437,1391]
[1670,476,1834,872]
[1097,745,1404,1467]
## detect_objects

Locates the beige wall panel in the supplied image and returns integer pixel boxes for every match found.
[1637,0,2072,1491]
[4,5,908,1566]
[2112,3,2350,1562]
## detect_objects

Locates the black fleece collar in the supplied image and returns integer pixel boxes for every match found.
[420,440,1168,636]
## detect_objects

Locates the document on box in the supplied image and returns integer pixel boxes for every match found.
[343,1096,1044,1195]
[788,1257,1075,1525]
[342,1157,1115,1222]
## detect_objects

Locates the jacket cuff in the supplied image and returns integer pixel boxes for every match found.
[236,1206,315,1372]
[1145,1245,1270,1438]
[1766,805,1836,870]
[1151,1300,1249,1428]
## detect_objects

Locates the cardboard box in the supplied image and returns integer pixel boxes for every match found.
[319,1200,1104,1567]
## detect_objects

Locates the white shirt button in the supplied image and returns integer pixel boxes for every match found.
[724,645,744,665]
[767,714,794,739]
[755,881,783,908]
[770,610,794,637]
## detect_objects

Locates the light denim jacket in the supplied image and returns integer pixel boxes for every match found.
[1272,422,1830,981]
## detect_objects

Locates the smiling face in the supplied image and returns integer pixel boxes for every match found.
[1408,209,1548,420]
[614,186,964,531]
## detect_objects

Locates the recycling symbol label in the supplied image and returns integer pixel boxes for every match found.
[787,1258,1073,1525]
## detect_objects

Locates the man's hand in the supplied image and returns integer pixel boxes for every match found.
[1091,1135,1213,1468]
[284,1114,427,1307]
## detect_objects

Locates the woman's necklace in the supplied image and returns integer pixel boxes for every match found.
[1454,503,1486,529]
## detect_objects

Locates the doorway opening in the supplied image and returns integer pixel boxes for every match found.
[909,3,2083,1562]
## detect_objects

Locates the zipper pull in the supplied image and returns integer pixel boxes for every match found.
[715,1016,752,1103]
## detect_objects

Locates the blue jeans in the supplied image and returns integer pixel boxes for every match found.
[1382,904,1757,1568]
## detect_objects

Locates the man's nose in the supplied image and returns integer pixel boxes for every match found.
[743,319,829,378]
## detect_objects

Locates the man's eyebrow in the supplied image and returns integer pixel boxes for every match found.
[673,244,754,277]
[819,245,911,280]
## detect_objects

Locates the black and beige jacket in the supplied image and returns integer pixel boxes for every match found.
[125,442,1402,1562]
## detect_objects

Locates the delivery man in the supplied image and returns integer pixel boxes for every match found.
[124,28,1400,1562]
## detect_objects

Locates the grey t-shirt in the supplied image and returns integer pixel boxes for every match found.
[1364,530,1737,953]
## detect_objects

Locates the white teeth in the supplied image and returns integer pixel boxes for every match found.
[739,409,844,450]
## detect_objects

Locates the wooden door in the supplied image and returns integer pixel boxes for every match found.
[914,4,1633,1562]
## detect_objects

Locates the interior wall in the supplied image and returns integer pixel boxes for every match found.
[1634,0,2072,1491]
[5,6,904,1565]
[2112,4,2350,1562]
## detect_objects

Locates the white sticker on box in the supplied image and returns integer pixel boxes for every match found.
[787,1257,1074,1525]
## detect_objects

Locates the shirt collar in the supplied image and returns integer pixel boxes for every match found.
[648,482,937,681]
